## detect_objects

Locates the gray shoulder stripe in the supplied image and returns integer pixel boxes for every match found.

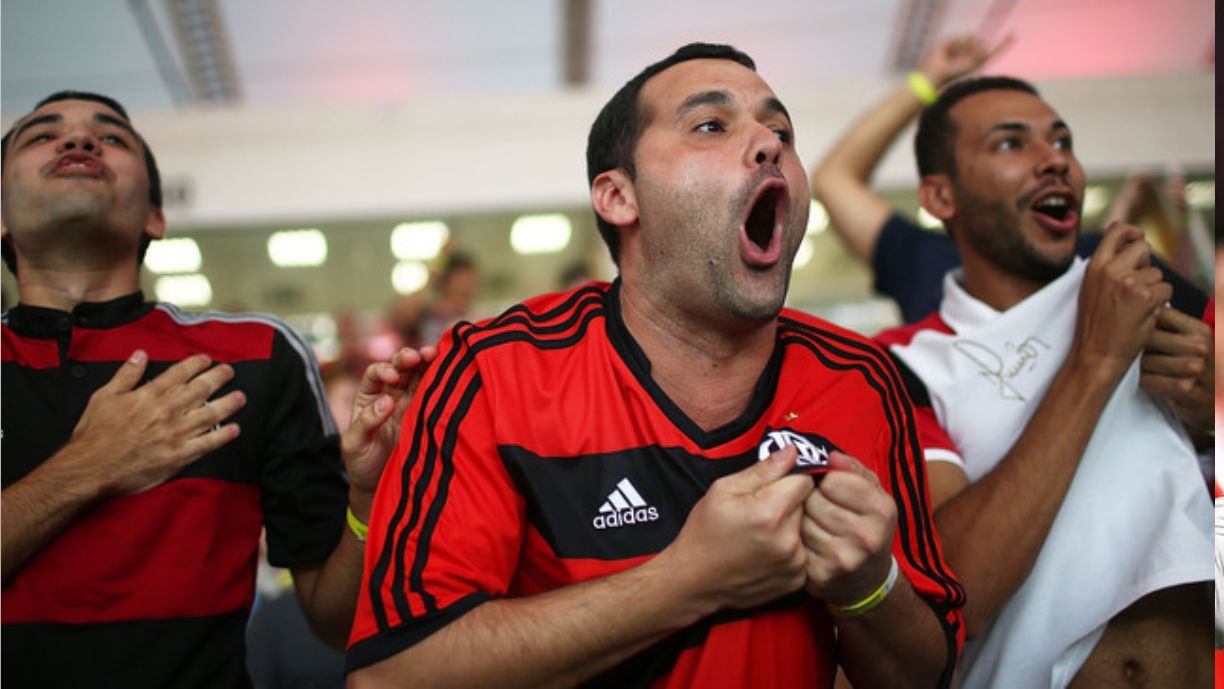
[154,303,337,436]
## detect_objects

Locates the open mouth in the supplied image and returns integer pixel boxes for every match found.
[745,185,783,251]
[1031,192,1075,223]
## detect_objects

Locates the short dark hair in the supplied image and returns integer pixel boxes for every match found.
[586,43,756,264]
[914,76,1040,178]
[1,91,163,275]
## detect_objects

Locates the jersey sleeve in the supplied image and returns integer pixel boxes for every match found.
[260,325,347,568]
[346,323,525,672]
[864,350,966,680]
[872,214,961,324]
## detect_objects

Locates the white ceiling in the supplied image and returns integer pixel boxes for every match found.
[2,0,1215,117]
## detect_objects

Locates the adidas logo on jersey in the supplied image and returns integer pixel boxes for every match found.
[592,478,659,530]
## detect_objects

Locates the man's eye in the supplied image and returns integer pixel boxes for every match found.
[695,121,724,134]
[773,128,792,144]
[24,133,52,146]
[1053,136,1072,151]
[100,134,128,147]
[996,137,1022,151]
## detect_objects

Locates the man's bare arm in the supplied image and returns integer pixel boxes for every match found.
[350,447,814,689]
[930,225,1171,636]
[810,36,1009,262]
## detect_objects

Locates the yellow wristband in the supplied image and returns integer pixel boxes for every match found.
[828,556,899,618]
[906,71,938,106]
[346,506,369,542]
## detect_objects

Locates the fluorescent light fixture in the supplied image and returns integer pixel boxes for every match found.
[144,237,202,274]
[806,200,829,235]
[1082,185,1108,217]
[510,214,571,255]
[793,237,815,269]
[391,221,449,260]
[155,274,212,307]
[1186,181,1215,209]
[392,260,430,294]
[268,229,328,267]
[916,207,942,229]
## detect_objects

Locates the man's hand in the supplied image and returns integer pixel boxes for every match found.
[918,34,1013,88]
[1071,223,1173,383]
[801,451,896,607]
[1141,306,1213,431]
[661,446,814,612]
[71,350,246,495]
[341,346,438,498]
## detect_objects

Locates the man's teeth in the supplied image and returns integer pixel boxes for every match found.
[1036,196,1068,209]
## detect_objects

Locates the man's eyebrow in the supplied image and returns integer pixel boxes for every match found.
[10,110,136,146]
[94,112,136,136]
[762,97,791,124]
[986,120,1071,138]
[674,90,733,120]
[11,113,62,144]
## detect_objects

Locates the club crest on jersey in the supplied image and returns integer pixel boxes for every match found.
[758,428,838,477]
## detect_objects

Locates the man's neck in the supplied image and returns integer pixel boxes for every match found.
[958,252,1047,313]
[16,262,140,312]
[618,280,776,432]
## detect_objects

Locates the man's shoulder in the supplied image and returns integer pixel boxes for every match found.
[437,282,612,359]
[146,303,312,364]
[873,311,954,350]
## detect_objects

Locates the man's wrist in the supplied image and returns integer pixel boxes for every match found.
[906,71,939,106]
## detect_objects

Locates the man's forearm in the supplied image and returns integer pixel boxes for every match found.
[2,445,109,583]
[810,82,928,263]
[292,488,374,649]
[933,358,1120,635]
[836,577,953,689]
[349,551,716,689]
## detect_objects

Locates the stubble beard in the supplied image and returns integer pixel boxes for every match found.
[957,189,1074,286]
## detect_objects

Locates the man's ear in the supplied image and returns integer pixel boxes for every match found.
[591,169,638,230]
[918,174,956,222]
[144,207,166,241]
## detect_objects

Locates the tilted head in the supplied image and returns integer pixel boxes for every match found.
[586,43,810,327]
[1,91,164,276]
[915,77,1085,292]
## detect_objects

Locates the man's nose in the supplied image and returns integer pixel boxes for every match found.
[59,129,99,154]
[748,125,783,167]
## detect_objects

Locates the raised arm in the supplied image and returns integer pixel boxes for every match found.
[292,345,437,648]
[810,35,1009,263]
[350,448,814,689]
[928,224,1171,636]
[2,351,245,583]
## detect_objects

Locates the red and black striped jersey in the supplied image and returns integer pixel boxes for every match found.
[348,281,964,687]
[1,292,346,689]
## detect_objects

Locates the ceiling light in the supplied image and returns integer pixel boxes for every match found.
[268,229,328,267]
[806,200,829,235]
[916,207,943,229]
[391,221,450,260]
[155,274,212,307]
[392,260,430,295]
[1082,185,1108,217]
[793,237,815,269]
[144,237,202,274]
[1185,181,1215,209]
[510,214,572,255]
